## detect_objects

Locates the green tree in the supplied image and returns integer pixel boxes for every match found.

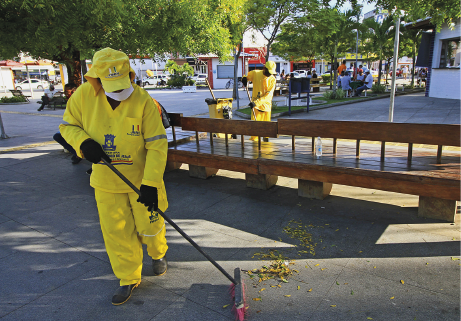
[272,7,359,92]
[246,0,309,61]
[0,0,239,86]
[372,0,461,32]
[400,23,422,86]
[362,15,395,85]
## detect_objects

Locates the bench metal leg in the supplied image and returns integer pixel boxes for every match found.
[189,164,218,179]
[298,179,332,200]
[245,173,278,190]
[165,161,182,172]
[418,196,458,222]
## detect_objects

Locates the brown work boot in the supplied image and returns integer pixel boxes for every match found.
[152,257,168,276]
[111,281,140,305]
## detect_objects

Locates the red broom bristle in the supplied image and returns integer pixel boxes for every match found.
[229,281,247,321]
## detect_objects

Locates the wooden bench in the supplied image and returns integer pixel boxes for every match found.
[10,89,31,102]
[167,117,279,188]
[166,116,460,222]
[259,119,460,222]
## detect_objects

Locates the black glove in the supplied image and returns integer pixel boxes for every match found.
[249,102,256,109]
[242,77,247,87]
[137,185,158,212]
[80,139,111,164]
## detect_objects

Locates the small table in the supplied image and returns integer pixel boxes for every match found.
[350,81,363,95]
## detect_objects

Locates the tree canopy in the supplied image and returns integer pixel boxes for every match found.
[0,0,243,85]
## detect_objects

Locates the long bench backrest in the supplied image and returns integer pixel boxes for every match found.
[278,119,461,162]
[180,117,278,150]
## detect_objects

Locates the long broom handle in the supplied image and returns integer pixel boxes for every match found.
[205,78,216,100]
[102,159,237,285]
[245,84,256,119]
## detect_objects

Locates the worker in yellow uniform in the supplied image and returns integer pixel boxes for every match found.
[60,48,169,306]
[242,61,277,141]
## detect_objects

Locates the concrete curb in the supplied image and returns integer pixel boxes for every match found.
[235,88,426,119]
[0,101,31,105]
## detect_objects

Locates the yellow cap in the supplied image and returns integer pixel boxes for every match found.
[265,61,277,75]
[85,48,134,92]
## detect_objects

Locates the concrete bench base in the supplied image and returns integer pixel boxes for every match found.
[418,196,458,222]
[246,173,278,190]
[165,161,182,172]
[189,165,219,179]
[298,179,332,200]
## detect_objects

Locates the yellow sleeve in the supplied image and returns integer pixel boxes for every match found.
[246,70,255,82]
[140,98,168,189]
[59,87,91,158]
[254,76,276,112]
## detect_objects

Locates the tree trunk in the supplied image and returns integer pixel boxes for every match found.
[265,42,270,63]
[377,57,382,85]
[66,50,82,86]
[411,44,416,87]
[233,42,243,103]
[333,42,338,93]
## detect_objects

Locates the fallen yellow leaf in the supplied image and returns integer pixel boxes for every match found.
[277,284,282,288]
[390,297,394,300]
[367,318,373,320]
[284,295,291,297]
[223,304,230,308]
[330,305,336,307]
[451,257,460,261]
[373,266,376,269]
[321,268,327,271]
[252,298,261,301]
[308,288,313,292]
[314,264,320,267]
[270,285,277,288]
[297,286,300,290]
[358,251,363,253]
[259,288,266,293]
[400,280,405,284]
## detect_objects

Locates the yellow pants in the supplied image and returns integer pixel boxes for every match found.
[95,189,168,286]
[250,108,271,141]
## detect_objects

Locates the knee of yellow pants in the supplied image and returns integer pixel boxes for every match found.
[128,192,168,260]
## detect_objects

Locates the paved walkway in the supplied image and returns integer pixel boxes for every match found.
[0,91,460,320]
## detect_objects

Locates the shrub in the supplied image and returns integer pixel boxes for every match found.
[0,96,27,103]
[167,75,195,87]
[322,88,346,100]
[371,84,386,93]
[321,74,331,83]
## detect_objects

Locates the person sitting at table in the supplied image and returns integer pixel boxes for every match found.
[337,70,344,88]
[312,69,318,79]
[341,71,352,96]
[306,70,312,78]
[356,69,365,83]
[354,69,373,97]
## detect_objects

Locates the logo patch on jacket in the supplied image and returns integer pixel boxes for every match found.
[149,211,159,223]
[102,134,116,151]
[127,125,141,136]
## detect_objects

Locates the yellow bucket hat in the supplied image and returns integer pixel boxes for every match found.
[85,48,135,93]
[265,61,277,75]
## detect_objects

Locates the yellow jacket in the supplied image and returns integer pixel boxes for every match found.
[59,82,168,199]
[247,70,276,112]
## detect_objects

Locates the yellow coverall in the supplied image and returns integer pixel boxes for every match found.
[246,70,276,141]
[60,78,168,286]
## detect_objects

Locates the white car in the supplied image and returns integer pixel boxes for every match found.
[15,79,49,91]
[293,70,307,77]
[290,71,301,78]
[192,73,207,84]
[143,75,169,86]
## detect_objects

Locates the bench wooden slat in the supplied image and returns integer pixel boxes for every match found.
[181,117,278,138]
[278,119,461,147]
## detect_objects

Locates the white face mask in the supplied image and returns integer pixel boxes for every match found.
[104,84,134,101]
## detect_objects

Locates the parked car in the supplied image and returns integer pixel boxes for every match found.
[192,73,207,84]
[15,79,49,91]
[293,70,307,77]
[143,75,169,86]
[290,71,301,78]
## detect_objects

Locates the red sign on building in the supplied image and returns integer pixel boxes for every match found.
[244,47,266,66]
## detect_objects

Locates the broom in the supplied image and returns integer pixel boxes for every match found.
[102,159,247,320]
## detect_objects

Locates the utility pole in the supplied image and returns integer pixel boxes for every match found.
[389,13,400,122]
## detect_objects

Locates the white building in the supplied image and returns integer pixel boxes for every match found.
[406,18,461,99]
